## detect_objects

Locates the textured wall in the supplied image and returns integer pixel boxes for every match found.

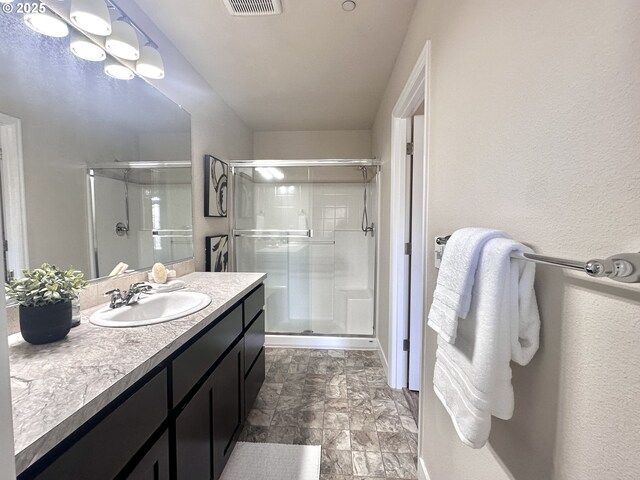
[373,0,640,479]
[254,130,372,159]
[109,0,255,272]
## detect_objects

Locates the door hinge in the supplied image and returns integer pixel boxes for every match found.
[3,240,7,253]
[403,339,410,352]
[406,142,414,155]
[404,242,412,255]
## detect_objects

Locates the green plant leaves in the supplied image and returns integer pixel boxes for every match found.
[5,263,90,308]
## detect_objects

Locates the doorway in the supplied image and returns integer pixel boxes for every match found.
[401,108,426,422]
[387,41,430,471]
[388,42,430,388]
[0,112,28,281]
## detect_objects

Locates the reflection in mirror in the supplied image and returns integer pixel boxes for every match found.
[89,163,192,278]
[0,9,192,281]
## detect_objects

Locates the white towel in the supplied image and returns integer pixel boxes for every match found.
[428,228,507,343]
[432,237,540,449]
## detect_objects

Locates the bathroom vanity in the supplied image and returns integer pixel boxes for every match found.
[9,273,266,480]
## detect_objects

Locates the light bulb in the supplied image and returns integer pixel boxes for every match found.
[24,9,69,38]
[70,30,106,61]
[104,58,134,80]
[70,0,111,36]
[136,45,164,79]
[105,19,139,60]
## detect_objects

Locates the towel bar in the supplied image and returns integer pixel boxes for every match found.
[434,235,640,284]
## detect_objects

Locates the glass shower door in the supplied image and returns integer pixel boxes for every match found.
[232,163,376,337]
[234,230,316,333]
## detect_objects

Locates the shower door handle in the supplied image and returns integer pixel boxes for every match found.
[232,229,312,238]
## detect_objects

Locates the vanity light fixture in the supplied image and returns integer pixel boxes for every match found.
[70,0,112,36]
[136,45,165,79]
[24,8,70,38]
[70,29,106,61]
[105,19,139,60]
[104,58,134,80]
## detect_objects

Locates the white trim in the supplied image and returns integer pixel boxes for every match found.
[265,334,378,350]
[408,114,426,390]
[0,113,29,277]
[377,337,389,377]
[418,456,431,480]
[388,42,430,389]
[0,251,16,479]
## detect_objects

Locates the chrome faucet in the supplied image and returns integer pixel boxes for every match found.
[105,283,152,309]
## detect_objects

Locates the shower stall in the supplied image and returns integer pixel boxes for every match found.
[231,160,379,344]
[87,162,193,278]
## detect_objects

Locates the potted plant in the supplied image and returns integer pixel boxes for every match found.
[5,263,89,345]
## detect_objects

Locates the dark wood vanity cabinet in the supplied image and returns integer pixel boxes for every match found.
[127,431,170,480]
[20,283,265,480]
[175,341,244,480]
[175,375,214,479]
[31,370,168,480]
[174,285,264,480]
[212,341,244,480]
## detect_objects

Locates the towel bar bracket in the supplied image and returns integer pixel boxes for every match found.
[584,252,640,283]
[434,235,640,284]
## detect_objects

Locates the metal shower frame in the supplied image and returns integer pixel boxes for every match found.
[228,159,381,338]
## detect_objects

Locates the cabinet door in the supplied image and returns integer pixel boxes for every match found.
[126,431,170,480]
[175,376,214,480]
[244,311,265,375]
[212,341,244,480]
[244,348,265,418]
[31,370,167,480]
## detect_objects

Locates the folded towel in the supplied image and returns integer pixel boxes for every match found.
[433,237,540,448]
[146,279,186,293]
[428,228,507,343]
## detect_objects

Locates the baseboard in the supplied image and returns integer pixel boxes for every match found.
[377,338,389,378]
[265,335,378,350]
[418,456,431,480]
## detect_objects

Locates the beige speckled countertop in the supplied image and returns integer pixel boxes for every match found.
[8,272,266,475]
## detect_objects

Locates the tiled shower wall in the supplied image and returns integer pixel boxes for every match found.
[235,179,377,334]
[253,182,376,292]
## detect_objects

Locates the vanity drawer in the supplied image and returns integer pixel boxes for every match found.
[172,304,243,405]
[243,284,264,327]
[244,348,265,418]
[244,311,265,374]
[32,369,167,480]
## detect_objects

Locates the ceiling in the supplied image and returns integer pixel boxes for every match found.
[133,0,417,131]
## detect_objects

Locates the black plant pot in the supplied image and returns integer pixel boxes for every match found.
[19,301,72,345]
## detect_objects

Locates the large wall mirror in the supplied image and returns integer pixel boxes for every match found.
[0,11,192,282]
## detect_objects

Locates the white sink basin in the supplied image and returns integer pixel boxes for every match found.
[90,292,212,328]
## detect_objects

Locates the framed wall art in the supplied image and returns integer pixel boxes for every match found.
[205,235,229,272]
[204,155,228,217]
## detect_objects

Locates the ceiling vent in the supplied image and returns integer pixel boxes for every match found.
[223,0,283,16]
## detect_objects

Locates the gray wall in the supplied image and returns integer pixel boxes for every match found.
[373,0,640,478]
[254,130,372,159]
[112,0,254,272]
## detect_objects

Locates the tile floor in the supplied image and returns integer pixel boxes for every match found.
[239,348,419,480]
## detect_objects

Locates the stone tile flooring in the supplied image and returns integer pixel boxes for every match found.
[239,348,419,479]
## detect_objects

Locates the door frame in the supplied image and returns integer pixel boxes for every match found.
[387,42,430,390]
[0,113,29,279]
[408,113,426,391]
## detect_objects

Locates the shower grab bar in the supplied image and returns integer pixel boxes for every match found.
[233,229,312,238]
[151,229,193,233]
[152,234,193,238]
[435,235,640,283]
[288,240,336,245]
